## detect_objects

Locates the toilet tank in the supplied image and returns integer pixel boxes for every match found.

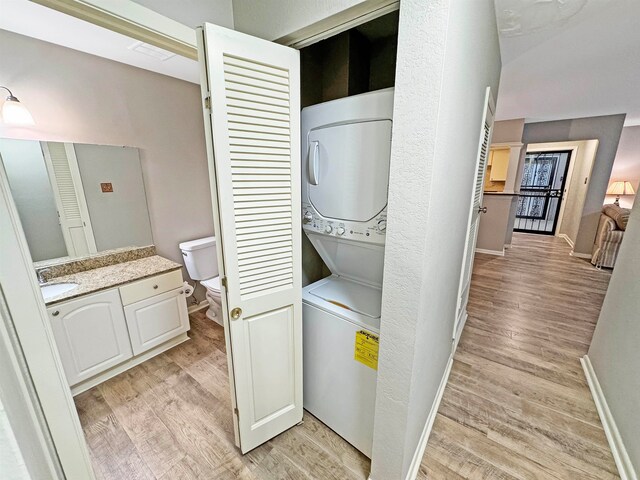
[179,236,218,280]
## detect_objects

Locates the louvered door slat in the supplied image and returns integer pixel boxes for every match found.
[200,23,301,453]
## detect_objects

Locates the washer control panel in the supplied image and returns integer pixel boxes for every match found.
[301,202,387,245]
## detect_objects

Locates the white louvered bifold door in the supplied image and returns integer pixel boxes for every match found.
[198,24,302,453]
[454,87,495,342]
[41,142,96,257]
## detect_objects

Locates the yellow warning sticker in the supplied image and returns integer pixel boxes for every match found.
[354,330,379,370]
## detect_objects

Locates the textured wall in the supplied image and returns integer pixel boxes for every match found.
[0,31,213,292]
[371,1,501,478]
[588,197,640,473]
[522,114,625,254]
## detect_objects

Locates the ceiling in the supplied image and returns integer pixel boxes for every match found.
[3,0,640,127]
[495,0,640,126]
[0,0,202,84]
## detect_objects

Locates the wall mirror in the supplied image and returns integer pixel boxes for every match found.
[0,138,153,263]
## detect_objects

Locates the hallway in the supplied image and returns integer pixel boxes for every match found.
[419,233,619,479]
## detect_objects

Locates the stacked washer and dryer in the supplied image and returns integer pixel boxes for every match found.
[301,88,393,458]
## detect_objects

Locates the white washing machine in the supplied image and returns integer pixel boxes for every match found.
[301,88,393,458]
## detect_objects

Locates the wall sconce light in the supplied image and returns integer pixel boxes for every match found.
[606,181,636,206]
[1,86,35,125]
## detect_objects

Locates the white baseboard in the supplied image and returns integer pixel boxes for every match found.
[71,333,189,396]
[581,355,638,480]
[475,248,504,256]
[570,250,592,259]
[558,233,575,248]
[453,310,468,353]
[403,356,454,480]
[188,299,209,314]
[504,243,512,249]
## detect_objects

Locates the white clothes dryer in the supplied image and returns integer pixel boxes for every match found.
[301,88,393,458]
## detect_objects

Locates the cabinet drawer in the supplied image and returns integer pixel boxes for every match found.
[120,269,183,306]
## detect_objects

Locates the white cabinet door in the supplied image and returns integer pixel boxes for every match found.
[199,23,303,453]
[124,287,189,355]
[48,288,132,386]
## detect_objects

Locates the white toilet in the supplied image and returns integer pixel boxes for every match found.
[179,236,222,324]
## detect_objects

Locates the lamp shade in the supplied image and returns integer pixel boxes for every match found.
[1,96,35,125]
[606,181,636,196]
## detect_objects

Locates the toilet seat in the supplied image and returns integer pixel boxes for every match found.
[201,276,221,293]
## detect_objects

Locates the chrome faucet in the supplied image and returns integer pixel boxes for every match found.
[37,268,51,285]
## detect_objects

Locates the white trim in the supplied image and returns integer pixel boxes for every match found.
[558,233,575,248]
[70,333,189,396]
[0,151,95,479]
[403,356,454,480]
[188,299,209,314]
[475,247,505,256]
[453,310,468,353]
[491,141,524,149]
[276,0,399,48]
[570,250,592,259]
[31,0,197,58]
[504,243,512,248]
[581,356,638,480]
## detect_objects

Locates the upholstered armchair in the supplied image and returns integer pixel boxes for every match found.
[591,204,630,268]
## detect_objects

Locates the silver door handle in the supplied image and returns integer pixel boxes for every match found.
[478,206,487,214]
[308,141,320,185]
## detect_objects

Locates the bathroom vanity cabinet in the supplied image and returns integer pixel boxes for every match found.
[47,269,189,393]
[49,288,132,386]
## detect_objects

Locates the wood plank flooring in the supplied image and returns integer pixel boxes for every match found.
[77,233,617,480]
[75,312,370,480]
[418,233,618,479]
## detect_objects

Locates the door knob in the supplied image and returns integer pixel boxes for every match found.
[478,206,488,214]
[230,307,242,320]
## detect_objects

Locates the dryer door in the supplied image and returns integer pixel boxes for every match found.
[308,120,391,222]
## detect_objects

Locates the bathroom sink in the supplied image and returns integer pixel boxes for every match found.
[41,283,78,300]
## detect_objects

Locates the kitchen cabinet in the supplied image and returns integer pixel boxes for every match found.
[48,288,132,386]
[489,148,510,181]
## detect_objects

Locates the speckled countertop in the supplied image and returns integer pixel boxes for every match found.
[44,255,182,306]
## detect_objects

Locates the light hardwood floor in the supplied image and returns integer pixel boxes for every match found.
[418,233,619,479]
[77,233,618,480]
[75,312,370,480]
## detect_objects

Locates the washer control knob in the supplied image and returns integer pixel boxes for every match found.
[325,225,333,234]
[377,220,387,232]
[303,211,313,224]
[336,227,346,236]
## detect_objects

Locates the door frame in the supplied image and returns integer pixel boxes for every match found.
[0,157,95,479]
[1,1,404,477]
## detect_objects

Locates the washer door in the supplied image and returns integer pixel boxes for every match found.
[308,120,391,222]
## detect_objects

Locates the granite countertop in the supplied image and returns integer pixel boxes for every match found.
[43,255,182,306]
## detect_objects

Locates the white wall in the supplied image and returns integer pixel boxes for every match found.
[371,1,501,479]
[606,125,640,209]
[232,0,371,40]
[588,196,640,474]
[0,139,67,261]
[0,30,213,281]
[74,144,153,252]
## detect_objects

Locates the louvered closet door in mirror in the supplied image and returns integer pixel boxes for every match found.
[199,23,302,453]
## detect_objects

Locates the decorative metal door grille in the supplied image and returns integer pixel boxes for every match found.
[515,151,571,235]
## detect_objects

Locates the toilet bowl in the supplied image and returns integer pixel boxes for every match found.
[201,276,222,324]
[178,236,222,325]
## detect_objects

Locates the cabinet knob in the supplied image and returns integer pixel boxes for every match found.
[153,285,159,289]
[179,290,184,294]
[52,310,59,317]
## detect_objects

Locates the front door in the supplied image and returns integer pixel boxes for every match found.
[198,23,303,453]
[514,151,571,235]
